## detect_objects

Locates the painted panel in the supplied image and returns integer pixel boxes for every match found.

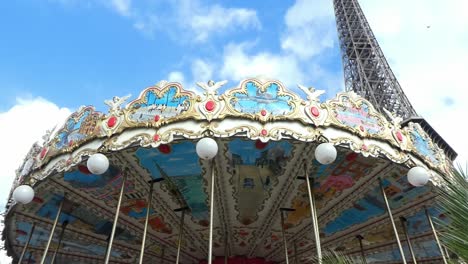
[409,126,440,165]
[332,96,383,135]
[135,141,209,224]
[284,151,386,227]
[323,167,431,235]
[15,221,130,259]
[128,86,191,122]
[54,106,102,150]
[227,139,293,225]
[229,81,294,115]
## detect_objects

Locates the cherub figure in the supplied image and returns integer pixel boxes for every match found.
[297,84,325,102]
[383,108,403,128]
[41,126,57,144]
[104,94,131,114]
[196,80,228,96]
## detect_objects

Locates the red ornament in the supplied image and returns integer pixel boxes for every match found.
[261,129,268,136]
[199,219,209,227]
[396,131,403,141]
[154,115,160,122]
[153,134,160,142]
[107,116,117,128]
[78,165,91,174]
[68,140,74,147]
[40,147,47,159]
[260,109,267,116]
[361,144,368,151]
[255,140,269,149]
[15,229,27,236]
[346,152,358,161]
[359,125,365,132]
[33,196,44,203]
[158,144,171,154]
[205,100,216,112]
[311,106,320,117]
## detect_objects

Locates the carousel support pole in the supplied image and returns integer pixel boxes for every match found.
[224,230,228,264]
[174,206,189,264]
[379,178,407,264]
[50,220,68,264]
[425,208,448,264]
[104,171,127,264]
[400,217,417,264]
[293,240,298,264]
[208,160,216,264]
[356,235,366,264]
[298,161,322,263]
[26,252,33,264]
[139,178,164,264]
[40,197,65,264]
[18,223,35,263]
[280,208,295,264]
[161,246,165,263]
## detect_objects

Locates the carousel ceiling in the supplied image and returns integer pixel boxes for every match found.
[4,78,450,263]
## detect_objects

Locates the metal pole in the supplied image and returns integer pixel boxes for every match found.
[26,252,32,264]
[356,235,366,264]
[40,198,64,264]
[279,210,290,264]
[175,207,188,264]
[208,160,215,264]
[379,178,407,264]
[50,220,68,264]
[425,208,448,264]
[293,240,298,264]
[224,231,228,264]
[139,179,163,264]
[301,162,322,263]
[104,172,127,264]
[18,223,35,263]
[310,177,320,254]
[400,217,417,264]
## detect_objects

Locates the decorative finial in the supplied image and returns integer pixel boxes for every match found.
[383,108,403,128]
[104,94,131,114]
[196,80,227,96]
[297,84,325,102]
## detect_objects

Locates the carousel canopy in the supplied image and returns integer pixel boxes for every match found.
[3,78,450,263]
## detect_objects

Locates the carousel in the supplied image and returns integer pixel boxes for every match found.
[3,78,451,263]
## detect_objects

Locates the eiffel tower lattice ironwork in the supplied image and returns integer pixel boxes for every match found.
[333,0,457,160]
[333,0,417,120]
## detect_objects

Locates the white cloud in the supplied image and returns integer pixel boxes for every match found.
[130,0,260,42]
[191,59,214,83]
[219,42,306,89]
[281,0,336,59]
[189,5,261,42]
[359,0,468,164]
[0,97,71,263]
[167,71,185,84]
[109,0,132,17]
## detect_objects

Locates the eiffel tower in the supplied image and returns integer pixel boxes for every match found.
[333,0,457,160]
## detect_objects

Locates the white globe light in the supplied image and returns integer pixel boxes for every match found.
[196,138,218,160]
[87,153,109,175]
[315,143,337,165]
[407,166,430,187]
[13,185,35,204]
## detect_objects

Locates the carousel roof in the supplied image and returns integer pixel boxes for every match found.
[3,78,450,263]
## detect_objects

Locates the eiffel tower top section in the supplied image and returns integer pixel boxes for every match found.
[333,0,417,120]
[333,0,457,161]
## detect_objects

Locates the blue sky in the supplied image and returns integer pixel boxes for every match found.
[0,0,342,112]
